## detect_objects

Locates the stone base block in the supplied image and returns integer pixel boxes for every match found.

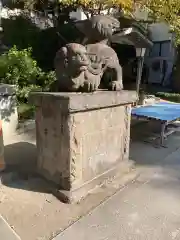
[53,159,134,203]
[30,90,137,203]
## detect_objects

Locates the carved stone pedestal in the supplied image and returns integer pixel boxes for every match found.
[31,91,137,203]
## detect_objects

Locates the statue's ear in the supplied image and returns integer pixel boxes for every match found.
[61,47,68,67]
[55,47,67,60]
[61,46,68,57]
[64,58,68,67]
[54,46,68,69]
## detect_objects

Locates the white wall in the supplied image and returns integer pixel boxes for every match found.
[133,6,148,21]
[148,22,172,42]
[69,8,116,21]
[69,8,87,20]
[1,7,21,19]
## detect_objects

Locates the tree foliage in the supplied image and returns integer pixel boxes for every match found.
[58,0,133,17]
[138,0,180,44]
[0,46,56,102]
[7,0,133,22]
[4,0,180,43]
[59,0,180,43]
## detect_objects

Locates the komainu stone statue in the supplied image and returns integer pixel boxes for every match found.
[54,15,123,92]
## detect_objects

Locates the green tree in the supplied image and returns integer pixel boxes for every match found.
[7,0,133,24]
[8,0,180,39]
[138,0,180,44]
[58,0,133,17]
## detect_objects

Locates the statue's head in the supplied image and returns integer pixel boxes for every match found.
[67,43,89,70]
[55,43,90,74]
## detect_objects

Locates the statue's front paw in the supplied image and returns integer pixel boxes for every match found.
[110,81,123,91]
[83,81,99,92]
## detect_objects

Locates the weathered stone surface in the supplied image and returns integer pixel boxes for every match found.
[0,216,21,240]
[30,90,137,111]
[54,15,123,92]
[31,90,137,203]
[0,84,18,140]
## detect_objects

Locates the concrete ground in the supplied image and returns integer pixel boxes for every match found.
[1,120,180,240]
[0,120,137,240]
[55,150,180,240]
[0,216,21,240]
[54,125,180,240]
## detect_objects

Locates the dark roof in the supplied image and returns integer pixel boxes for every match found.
[73,15,153,48]
[111,27,153,48]
[118,16,151,39]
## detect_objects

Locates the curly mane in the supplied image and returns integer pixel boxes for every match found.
[91,15,120,40]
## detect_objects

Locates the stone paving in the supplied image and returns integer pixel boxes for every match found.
[54,133,180,240]
[0,216,21,240]
[1,120,180,240]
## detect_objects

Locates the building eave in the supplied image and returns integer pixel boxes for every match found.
[111,27,153,48]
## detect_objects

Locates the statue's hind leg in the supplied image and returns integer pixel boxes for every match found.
[108,66,123,91]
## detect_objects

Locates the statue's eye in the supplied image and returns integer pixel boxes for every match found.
[72,56,76,61]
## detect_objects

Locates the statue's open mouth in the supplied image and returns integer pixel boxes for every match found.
[80,65,88,71]
[79,61,89,71]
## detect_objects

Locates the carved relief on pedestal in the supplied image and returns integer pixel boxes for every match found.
[123,105,131,159]
[69,115,83,185]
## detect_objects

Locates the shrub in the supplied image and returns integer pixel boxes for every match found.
[18,103,35,120]
[155,92,180,103]
[2,16,59,71]
[0,46,40,85]
[0,46,56,103]
[2,16,83,71]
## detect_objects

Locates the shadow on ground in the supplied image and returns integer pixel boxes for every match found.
[130,120,180,198]
[2,120,180,196]
[1,120,180,240]
[1,141,53,194]
[4,142,37,169]
[130,121,180,166]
